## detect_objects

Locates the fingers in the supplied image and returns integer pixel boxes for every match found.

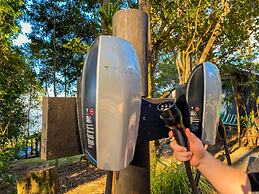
[170,140,192,162]
[170,140,187,152]
[173,151,192,162]
[185,128,199,144]
[169,130,193,162]
[168,130,173,138]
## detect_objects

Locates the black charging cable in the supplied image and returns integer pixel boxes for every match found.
[218,119,232,166]
[158,101,199,194]
[105,171,113,194]
[192,119,232,189]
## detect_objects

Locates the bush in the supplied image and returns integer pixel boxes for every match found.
[151,162,215,194]
[243,111,259,146]
[0,148,17,187]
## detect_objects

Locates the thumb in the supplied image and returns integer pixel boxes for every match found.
[185,128,198,143]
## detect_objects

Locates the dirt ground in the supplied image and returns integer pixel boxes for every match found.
[2,156,106,194]
[65,176,106,194]
[58,161,106,194]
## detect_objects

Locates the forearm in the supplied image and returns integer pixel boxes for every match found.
[197,151,251,194]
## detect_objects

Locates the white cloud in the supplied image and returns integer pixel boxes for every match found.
[13,21,32,46]
[13,34,30,46]
[20,21,32,34]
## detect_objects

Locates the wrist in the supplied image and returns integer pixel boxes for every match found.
[196,151,210,169]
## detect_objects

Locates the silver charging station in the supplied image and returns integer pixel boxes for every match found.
[79,35,222,173]
[186,62,222,145]
[78,34,225,194]
[80,36,142,171]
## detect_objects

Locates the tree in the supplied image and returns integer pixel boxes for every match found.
[0,0,24,62]
[0,0,33,150]
[26,0,100,96]
[0,50,39,150]
[214,0,259,145]
[150,0,258,95]
[150,0,231,96]
[150,0,258,147]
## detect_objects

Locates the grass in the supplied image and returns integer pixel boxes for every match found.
[151,161,215,194]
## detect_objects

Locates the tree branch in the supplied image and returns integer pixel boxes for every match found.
[198,0,230,64]
[186,0,202,54]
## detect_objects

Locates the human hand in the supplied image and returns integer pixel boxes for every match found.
[169,128,207,167]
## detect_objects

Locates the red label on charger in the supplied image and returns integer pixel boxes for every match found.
[89,108,95,116]
[195,106,200,112]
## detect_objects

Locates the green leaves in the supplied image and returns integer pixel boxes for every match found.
[0,148,17,187]
[27,0,100,96]
[0,0,42,152]
[0,0,24,62]
[62,37,88,54]
[99,0,121,35]
[150,0,258,93]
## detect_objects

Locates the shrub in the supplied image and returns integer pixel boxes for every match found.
[151,162,215,194]
[0,148,17,187]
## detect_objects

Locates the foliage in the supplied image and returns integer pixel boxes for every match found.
[150,0,230,92]
[154,54,178,97]
[219,49,258,145]
[99,0,120,35]
[241,110,259,147]
[151,0,259,94]
[26,0,100,96]
[0,148,17,187]
[25,0,139,96]
[0,0,24,61]
[98,0,138,34]
[214,0,259,66]
[0,0,41,151]
[151,162,214,194]
[0,4,42,190]
[0,49,41,149]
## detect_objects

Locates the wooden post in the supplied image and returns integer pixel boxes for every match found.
[112,9,149,194]
[113,9,148,96]
[41,97,81,160]
[17,166,59,194]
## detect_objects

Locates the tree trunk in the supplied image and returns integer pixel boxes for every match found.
[53,6,57,97]
[25,79,32,158]
[175,0,230,84]
[139,2,159,193]
[175,50,191,84]
[233,81,242,146]
[198,0,229,64]
[17,166,59,194]
[148,64,153,97]
[45,81,49,97]
[102,0,109,35]
[148,50,157,97]
[31,138,33,156]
